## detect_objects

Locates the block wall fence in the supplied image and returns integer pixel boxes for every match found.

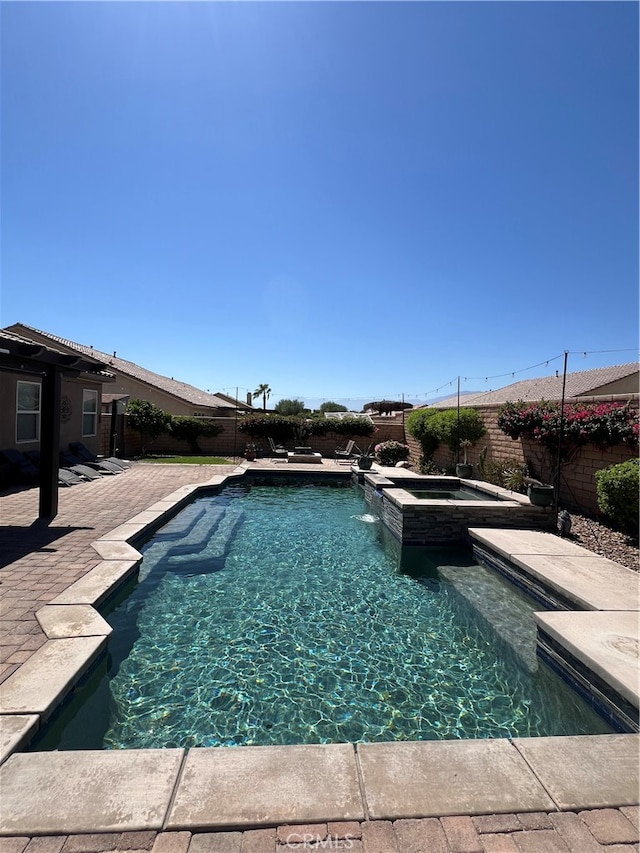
[100,398,638,515]
[100,415,406,462]
[405,394,639,515]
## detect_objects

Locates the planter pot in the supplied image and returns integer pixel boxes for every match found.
[456,463,473,478]
[358,456,373,470]
[527,484,554,507]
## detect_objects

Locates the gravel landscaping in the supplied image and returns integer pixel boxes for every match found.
[564,511,639,573]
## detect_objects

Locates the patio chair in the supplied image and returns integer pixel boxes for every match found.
[334,439,361,463]
[268,437,288,461]
[59,450,114,479]
[70,442,131,469]
[25,450,87,486]
[65,446,125,474]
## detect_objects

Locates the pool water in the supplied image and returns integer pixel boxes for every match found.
[38,482,611,750]
[408,488,489,501]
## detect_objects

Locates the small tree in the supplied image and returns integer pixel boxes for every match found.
[126,399,171,456]
[320,401,348,413]
[169,416,223,454]
[406,408,442,461]
[435,408,487,456]
[275,399,307,416]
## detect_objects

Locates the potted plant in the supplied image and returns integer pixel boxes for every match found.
[525,476,555,507]
[456,440,474,478]
[357,444,375,470]
[244,443,257,461]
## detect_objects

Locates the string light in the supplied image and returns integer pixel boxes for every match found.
[216,348,638,406]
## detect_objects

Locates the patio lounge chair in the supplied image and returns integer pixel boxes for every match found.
[268,437,288,460]
[59,450,114,479]
[25,451,87,486]
[334,439,361,462]
[70,442,131,469]
[0,448,39,483]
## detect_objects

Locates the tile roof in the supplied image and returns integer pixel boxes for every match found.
[429,363,639,408]
[0,328,114,377]
[5,324,249,410]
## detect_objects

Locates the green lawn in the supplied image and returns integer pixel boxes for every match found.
[139,456,235,465]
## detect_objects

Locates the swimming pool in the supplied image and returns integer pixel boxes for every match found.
[35,481,611,750]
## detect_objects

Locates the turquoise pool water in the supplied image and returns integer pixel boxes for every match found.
[39,482,611,750]
[408,488,488,501]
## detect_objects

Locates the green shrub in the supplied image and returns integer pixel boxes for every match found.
[375,440,409,466]
[595,458,639,536]
[319,401,348,413]
[434,408,487,453]
[406,407,486,462]
[169,417,223,454]
[274,399,307,416]
[480,456,529,493]
[406,409,441,459]
[237,414,374,442]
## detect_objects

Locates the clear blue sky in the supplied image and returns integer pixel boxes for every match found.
[2,1,638,410]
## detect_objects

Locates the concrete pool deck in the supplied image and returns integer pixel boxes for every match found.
[0,460,638,850]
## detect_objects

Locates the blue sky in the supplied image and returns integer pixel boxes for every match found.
[1,2,638,410]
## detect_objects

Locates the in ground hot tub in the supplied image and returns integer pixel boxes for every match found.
[363,474,556,545]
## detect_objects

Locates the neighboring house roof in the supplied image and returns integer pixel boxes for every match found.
[5,324,252,411]
[429,363,639,408]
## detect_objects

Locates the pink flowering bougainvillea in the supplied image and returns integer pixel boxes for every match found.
[497,400,638,453]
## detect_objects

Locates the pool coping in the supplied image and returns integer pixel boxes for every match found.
[0,464,638,835]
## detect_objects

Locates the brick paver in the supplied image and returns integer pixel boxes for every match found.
[238,829,276,853]
[360,821,398,853]
[188,833,242,853]
[393,818,449,853]
[516,813,554,831]
[548,812,602,852]
[2,815,640,852]
[151,834,191,853]
[440,816,483,853]
[578,809,639,845]
[480,833,520,853]
[473,815,522,835]
[0,465,638,850]
[512,830,570,852]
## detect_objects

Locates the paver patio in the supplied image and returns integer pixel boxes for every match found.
[0,461,638,849]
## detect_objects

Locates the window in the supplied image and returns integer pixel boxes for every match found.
[82,390,98,436]
[16,381,41,442]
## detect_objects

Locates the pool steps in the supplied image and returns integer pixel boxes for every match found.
[439,565,538,672]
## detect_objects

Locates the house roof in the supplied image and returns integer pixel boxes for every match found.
[5,324,252,410]
[429,363,639,408]
[0,328,113,379]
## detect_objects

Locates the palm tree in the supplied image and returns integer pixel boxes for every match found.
[252,383,272,412]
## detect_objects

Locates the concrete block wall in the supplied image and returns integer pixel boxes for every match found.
[102,414,407,459]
